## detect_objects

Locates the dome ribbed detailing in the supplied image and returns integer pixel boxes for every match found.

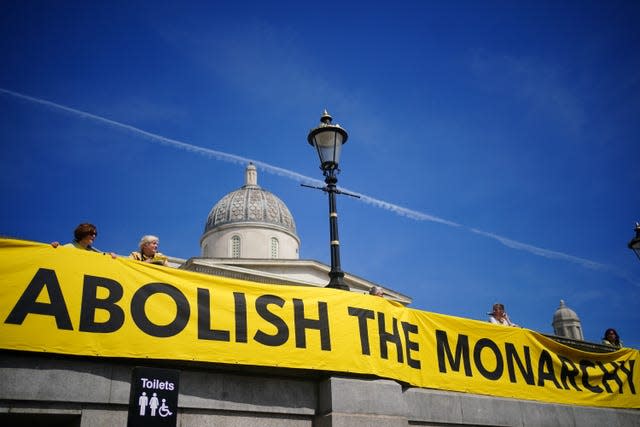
[204,185,297,234]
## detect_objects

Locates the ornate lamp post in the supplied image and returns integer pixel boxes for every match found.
[307,110,351,291]
[628,223,640,262]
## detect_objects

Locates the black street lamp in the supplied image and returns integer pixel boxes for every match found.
[628,223,640,262]
[307,110,351,291]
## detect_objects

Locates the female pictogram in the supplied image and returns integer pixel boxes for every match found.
[149,392,159,416]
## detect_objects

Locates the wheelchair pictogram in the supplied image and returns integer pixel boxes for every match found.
[159,398,173,417]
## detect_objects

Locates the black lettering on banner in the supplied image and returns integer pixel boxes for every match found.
[580,359,603,394]
[5,268,73,330]
[254,295,288,346]
[558,356,582,391]
[79,275,125,333]
[505,343,534,385]
[597,361,623,394]
[378,312,403,363]
[347,307,374,355]
[293,298,331,351]
[401,321,421,369]
[619,361,636,394]
[234,292,248,343]
[473,338,503,381]
[537,350,562,389]
[197,288,230,341]
[131,283,190,337]
[436,330,472,376]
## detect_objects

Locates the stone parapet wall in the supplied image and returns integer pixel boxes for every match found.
[1,352,637,427]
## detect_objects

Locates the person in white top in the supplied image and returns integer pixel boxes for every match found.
[488,303,518,327]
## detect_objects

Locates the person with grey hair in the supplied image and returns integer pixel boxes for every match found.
[129,235,168,266]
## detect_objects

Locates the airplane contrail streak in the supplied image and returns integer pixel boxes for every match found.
[1,87,636,286]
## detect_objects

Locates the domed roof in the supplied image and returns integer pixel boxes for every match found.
[553,300,580,323]
[203,164,297,235]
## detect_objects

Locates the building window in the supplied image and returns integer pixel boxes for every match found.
[231,235,241,258]
[270,237,279,259]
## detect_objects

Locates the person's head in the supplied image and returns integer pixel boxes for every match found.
[73,223,97,247]
[603,328,620,343]
[369,286,384,297]
[491,303,505,316]
[139,235,160,256]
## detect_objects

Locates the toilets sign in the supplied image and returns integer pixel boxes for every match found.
[128,367,179,427]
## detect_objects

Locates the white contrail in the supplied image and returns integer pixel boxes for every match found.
[0,87,459,226]
[468,228,605,269]
[468,228,639,286]
[1,87,636,285]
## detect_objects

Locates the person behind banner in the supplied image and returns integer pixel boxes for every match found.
[51,223,116,258]
[130,235,168,266]
[369,286,384,297]
[488,303,518,327]
[601,328,622,348]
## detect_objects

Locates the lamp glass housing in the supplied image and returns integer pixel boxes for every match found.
[309,127,346,171]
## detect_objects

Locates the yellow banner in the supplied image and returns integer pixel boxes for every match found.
[0,238,638,408]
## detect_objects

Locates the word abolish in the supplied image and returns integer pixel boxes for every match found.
[4,268,331,351]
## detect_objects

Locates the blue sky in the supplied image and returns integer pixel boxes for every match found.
[1,1,639,348]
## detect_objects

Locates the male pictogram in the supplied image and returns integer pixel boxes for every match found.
[138,392,148,416]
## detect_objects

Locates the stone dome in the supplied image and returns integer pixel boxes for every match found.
[553,299,580,323]
[200,163,300,259]
[552,300,584,340]
[203,163,297,235]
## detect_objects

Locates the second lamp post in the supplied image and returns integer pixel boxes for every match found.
[307,110,350,291]
[629,223,640,262]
